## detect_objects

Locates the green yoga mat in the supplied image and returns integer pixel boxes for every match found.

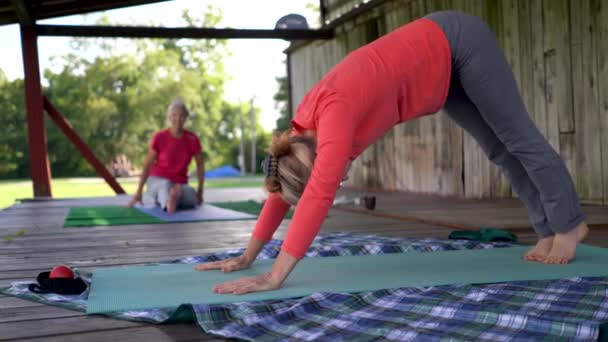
[213,200,294,219]
[64,201,292,227]
[64,206,164,227]
[87,244,608,314]
[449,228,518,243]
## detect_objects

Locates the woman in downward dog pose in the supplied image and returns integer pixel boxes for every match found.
[195,11,589,294]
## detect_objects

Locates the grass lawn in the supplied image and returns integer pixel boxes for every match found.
[0,176,264,209]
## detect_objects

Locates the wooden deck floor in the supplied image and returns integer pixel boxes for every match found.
[1,188,608,341]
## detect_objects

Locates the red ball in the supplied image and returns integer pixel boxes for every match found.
[50,265,74,279]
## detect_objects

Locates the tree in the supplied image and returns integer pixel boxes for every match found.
[273,62,291,132]
[0,78,29,178]
[0,69,7,84]
[42,7,236,174]
[0,6,271,179]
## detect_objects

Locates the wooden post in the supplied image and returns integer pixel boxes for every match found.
[43,97,126,194]
[319,0,328,26]
[20,25,52,198]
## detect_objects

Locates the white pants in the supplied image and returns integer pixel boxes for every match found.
[146,176,197,210]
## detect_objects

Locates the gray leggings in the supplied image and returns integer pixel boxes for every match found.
[425,11,586,237]
[147,176,197,210]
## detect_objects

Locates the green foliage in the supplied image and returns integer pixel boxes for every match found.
[210,101,271,173]
[0,7,272,179]
[273,61,291,133]
[0,79,29,178]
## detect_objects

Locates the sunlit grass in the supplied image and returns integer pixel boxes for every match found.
[0,176,264,209]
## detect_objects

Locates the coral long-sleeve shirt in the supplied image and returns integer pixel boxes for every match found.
[253,18,452,258]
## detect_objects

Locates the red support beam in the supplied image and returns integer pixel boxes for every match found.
[20,25,52,197]
[43,97,126,195]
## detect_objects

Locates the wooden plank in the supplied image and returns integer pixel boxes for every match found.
[0,252,233,272]
[15,325,219,342]
[0,305,83,323]
[478,0,493,198]
[408,0,432,194]
[0,221,256,239]
[432,114,463,196]
[517,0,535,127]
[567,0,584,200]
[0,296,43,309]
[0,240,245,257]
[0,234,253,251]
[9,0,33,26]
[377,131,398,190]
[36,25,334,40]
[570,0,603,203]
[543,0,574,135]
[0,241,239,259]
[464,0,490,198]
[529,0,554,151]
[559,133,577,191]
[0,223,256,243]
[483,0,512,198]
[0,315,142,340]
[544,0,575,193]
[423,0,464,197]
[394,0,421,194]
[597,0,608,205]
[0,246,235,268]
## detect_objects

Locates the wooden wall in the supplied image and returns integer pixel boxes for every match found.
[288,0,608,205]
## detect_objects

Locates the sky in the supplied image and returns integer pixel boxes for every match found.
[0,0,318,131]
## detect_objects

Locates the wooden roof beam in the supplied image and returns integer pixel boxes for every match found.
[33,0,171,21]
[10,0,33,26]
[35,25,335,40]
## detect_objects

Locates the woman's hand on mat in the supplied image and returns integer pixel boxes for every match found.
[211,250,298,295]
[194,255,252,273]
[127,192,143,208]
[212,272,281,295]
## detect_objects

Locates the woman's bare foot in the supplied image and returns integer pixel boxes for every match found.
[544,222,589,264]
[165,184,183,214]
[523,236,554,262]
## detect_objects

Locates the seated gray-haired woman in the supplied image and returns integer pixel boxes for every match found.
[127,99,205,213]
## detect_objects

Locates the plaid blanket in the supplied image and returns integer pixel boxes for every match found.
[2,232,608,341]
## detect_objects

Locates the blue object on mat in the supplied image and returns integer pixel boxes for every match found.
[135,204,256,222]
[86,244,608,314]
[204,166,240,178]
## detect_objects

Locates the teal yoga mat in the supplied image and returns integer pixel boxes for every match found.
[87,244,608,314]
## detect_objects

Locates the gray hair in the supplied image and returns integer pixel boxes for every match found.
[166,99,189,117]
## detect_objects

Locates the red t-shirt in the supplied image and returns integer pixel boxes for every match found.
[252,18,452,258]
[149,129,202,184]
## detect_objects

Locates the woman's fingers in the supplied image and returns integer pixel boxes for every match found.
[213,278,241,293]
[221,264,234,273]
[232,279,268,294]
[221,260,246,273]
[194,260,228,271]
[194,262,216,270]
[195,257,247,272]
[212,275,277,295]
[232,283,255,295]
[213,281,237,294]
